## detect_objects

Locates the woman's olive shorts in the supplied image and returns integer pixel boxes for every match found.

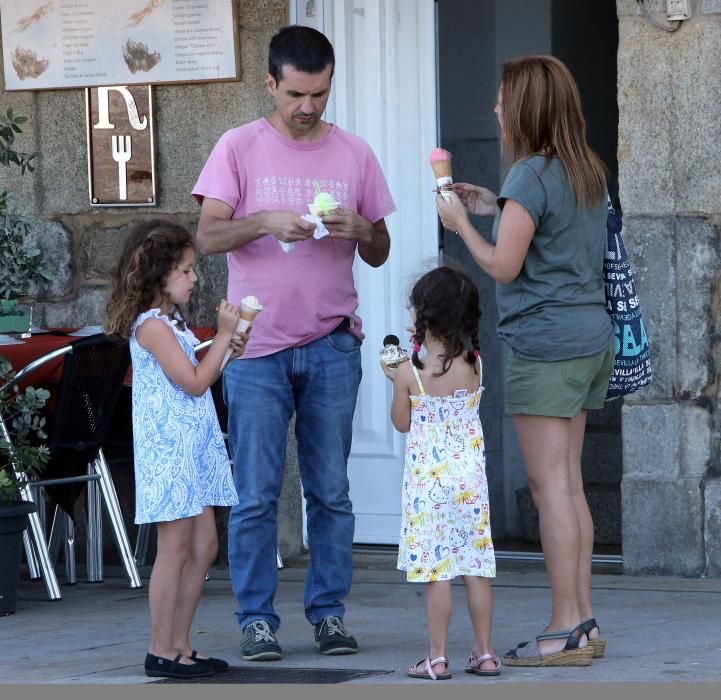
[505,338,615,418]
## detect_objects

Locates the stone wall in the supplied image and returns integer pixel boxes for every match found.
[0,1,306,564]
[617,0,721,575]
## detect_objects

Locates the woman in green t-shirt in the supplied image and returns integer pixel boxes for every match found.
[435,54,614,668]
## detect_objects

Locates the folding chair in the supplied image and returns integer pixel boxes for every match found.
[134,339,283,569]
[1,334,141,600]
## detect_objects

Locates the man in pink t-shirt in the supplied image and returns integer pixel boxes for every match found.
[192,26,395,662]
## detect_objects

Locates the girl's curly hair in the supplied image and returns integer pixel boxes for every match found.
[410,266,482,376]
[104,220,194,338]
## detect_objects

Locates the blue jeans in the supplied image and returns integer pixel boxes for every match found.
[224,325,362,633]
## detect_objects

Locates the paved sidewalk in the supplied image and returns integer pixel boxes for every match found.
[3,553,721,685]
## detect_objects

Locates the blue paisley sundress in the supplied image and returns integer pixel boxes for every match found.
[130,309,238,524]
[397,360,496,582]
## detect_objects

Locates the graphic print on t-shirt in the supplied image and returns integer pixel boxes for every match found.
[254,176,350,209]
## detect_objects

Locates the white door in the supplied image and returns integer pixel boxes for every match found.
[291,0,439,543]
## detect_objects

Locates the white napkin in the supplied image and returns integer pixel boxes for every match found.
[278,214,330,253]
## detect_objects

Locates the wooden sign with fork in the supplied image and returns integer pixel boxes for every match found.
[85,85,156,206]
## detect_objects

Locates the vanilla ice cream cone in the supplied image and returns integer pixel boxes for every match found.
[221,295,263,370]
[236,296,263,332]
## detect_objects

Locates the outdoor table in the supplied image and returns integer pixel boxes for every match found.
[0,326,215,388]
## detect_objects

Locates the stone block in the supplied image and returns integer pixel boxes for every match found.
[78,224,129,281]
[582,430,623,484]
[619,19,721,215]
[617,22,675,216]
[623,404,679,478]
[26,220,73,299]
[671,22,721,214]
[620,216,675,399]
[238,0,288,23]
[704,477,721,576]
[701,0,721,14]
[34,284,109,327]
[678,404,712,478]
[622,403,710,479]
[35,90,89,216]
[622,477,705,576]
[674,217,719,396]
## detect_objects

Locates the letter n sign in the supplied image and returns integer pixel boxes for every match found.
[86,85,156,206]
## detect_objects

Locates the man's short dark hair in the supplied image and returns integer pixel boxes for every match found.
[268,25,335,83]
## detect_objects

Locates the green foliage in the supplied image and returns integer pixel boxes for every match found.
[0,109,52,504]
[0,356,50,505]
[0,108,36,174]
[0,108,50,300]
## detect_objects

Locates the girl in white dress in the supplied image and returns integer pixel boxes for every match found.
[380,266,498,681]
[105,220,246,679]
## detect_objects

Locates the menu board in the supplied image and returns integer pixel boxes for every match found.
[0,0,239,91]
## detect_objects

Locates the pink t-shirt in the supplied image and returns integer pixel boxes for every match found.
[192,118,396,358]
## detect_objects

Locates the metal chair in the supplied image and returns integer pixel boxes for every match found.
[133,339,283,569]
[0,334,142,600]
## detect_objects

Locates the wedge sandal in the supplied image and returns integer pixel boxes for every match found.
[503,623,593,667]
[580,618,606,658]
[407,655,452,680]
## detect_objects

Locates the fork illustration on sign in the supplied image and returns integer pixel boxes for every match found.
[111,135,132,200]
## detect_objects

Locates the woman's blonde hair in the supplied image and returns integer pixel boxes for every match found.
[499,54,605,208]
[105,220,194,338]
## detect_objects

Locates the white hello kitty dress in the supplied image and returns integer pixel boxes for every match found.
[397,360,496,582]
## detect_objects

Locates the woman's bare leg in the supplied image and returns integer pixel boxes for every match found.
[513,414,586,655]
[568,411,597,634]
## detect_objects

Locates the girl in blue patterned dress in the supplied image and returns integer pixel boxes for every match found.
[380,266,499,681]
[105,220,246,679]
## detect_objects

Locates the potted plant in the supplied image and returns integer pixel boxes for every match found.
[0,107,51,615]
[0,108,50,335]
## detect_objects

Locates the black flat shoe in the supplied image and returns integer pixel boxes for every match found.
[190,649,229,673]
[144,653,215,678]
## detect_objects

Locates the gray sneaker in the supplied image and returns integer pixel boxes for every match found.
[241,620,282,661]
[314,615,358,655]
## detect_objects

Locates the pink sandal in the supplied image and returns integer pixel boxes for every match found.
[465,651,502,676]
[407,655,452,680]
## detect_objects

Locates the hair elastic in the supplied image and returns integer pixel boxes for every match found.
[413,342,421,353]
[473,350,480,358]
